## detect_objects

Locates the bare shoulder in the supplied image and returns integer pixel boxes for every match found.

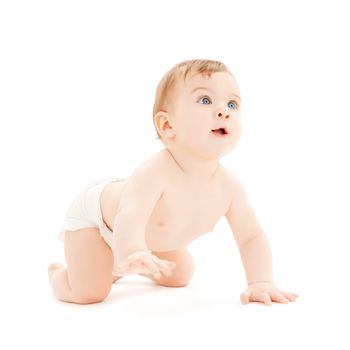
[146,148,183,182]
[220,166,241,188]
[127,150,168,185]
[220,167,248,204]
[115,151,168,215]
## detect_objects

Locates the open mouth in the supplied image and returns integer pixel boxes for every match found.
[211,128,228,135]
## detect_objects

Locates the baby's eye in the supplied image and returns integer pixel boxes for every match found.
[198,96,211,105]
[228,101,239,109]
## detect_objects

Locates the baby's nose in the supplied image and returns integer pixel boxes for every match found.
[217,110,230,118]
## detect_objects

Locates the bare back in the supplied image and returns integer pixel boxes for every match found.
[100,149,232,251]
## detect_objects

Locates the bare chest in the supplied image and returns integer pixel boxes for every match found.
[100,177,231,251]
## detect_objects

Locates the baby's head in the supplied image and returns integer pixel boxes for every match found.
[152,59,242,159]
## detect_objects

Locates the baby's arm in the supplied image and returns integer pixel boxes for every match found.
[225,173,298,305]
[225,174,272,285]
[112,160,174,278]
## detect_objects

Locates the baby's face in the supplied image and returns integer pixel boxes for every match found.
[169,71,242,159]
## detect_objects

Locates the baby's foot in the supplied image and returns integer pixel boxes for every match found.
[48,263,64,283]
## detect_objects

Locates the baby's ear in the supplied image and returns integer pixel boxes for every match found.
[154,111,175,138]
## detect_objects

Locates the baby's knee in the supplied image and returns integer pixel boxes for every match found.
[168,264,195,287]
[157,250,195,287]
[73,290,110,304]
[156,270,193,288]
[70,281,112,304]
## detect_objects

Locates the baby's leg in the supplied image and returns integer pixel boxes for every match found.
[48,227,115,304]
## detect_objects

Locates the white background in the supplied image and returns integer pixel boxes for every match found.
[1,0,349,349]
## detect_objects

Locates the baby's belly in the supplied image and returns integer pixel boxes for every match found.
[143,221,211,252]
[100,179,217,252]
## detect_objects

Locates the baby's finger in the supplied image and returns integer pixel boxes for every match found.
[158,259,176,269]
[240,290,251,305]
[156,260,173,276]
[167,261,176,269]
[270,291,289,304]
[143,259,161,278]
[281,291,297,302]
[261,292,273,306]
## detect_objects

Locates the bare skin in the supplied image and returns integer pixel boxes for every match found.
[48,149,229,303]
[101,150,231,253]
[48,71,299,305]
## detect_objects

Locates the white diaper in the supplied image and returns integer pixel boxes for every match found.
[58,177,126,250]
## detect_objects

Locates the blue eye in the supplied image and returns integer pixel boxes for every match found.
[198,96,239,109]
[199,96,211,105]
[228,101,238,109]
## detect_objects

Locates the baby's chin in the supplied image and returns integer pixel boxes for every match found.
[171,138,237,159]
[195,147,234,160]
[212,144,238,159]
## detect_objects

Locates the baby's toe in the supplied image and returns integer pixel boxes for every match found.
[48,263,64,282]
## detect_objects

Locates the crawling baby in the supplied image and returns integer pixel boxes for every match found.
[48,59,299,306]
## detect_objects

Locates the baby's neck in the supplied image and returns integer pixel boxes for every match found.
[164,148,221,184]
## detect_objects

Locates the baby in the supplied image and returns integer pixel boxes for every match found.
[48,59,299,306]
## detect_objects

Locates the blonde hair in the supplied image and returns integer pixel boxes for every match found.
[152,59,233,140]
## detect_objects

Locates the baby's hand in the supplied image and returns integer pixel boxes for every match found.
[240,282,299,306]
[112,251,176,279]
